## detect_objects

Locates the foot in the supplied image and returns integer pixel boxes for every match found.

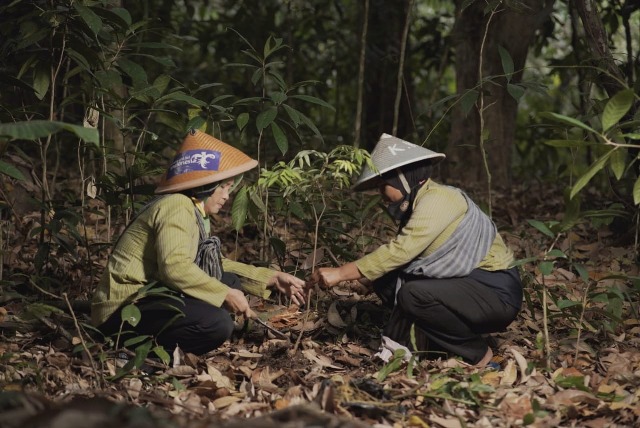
[475,347,493,368]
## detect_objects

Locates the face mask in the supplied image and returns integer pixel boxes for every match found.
[387,195,411,222]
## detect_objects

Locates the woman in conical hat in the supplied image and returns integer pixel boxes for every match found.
[311,134,522,367]
[92,130,306,356]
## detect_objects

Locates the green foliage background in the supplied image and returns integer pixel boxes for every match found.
[0,0,638,294]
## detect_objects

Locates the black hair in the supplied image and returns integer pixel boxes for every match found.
[181,182,219,200]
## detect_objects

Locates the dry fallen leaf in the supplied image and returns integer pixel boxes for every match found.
[327,301,348,328]
[429,414,463,428]
[126,378,143,401]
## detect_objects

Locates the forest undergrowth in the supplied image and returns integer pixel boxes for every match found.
[0,179,639,428]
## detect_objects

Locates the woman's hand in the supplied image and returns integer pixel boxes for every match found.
[269,272,307,306]
[310,262,364,289]
[223,288,254,318]
[310,267,343,288]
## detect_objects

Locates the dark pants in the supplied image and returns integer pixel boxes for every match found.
[99,273,242,355]
[373,268,521,364]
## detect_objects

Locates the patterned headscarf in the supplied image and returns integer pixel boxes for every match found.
[383,161,432,228]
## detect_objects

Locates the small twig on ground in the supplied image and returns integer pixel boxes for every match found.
[63,293,102,387]
[36,314,74,342]
[290,292,313,355]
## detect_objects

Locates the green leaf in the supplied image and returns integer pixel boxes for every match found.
[92,6,131,30]
[66,48,91,71]
[152,74,171,96]
[271,122,288,155]
[557,299,581,309]
[128,42,182,51]
[539,261,554,276]
[233,96,264,106]
[24,303,63,320]
[556,375,588,391]
[573,264,590,283]
[96,69,123,89]
[376,350,405,381]
[249,189,267,212]
[74,3,103,36]
[546,249,566,258]
[288,200,305,219]
[633,176,640,205]
[152,346,171,365]
[267,70,287,91]
[270,91,288,105]
[171,377,186,391]
[526,219,554,238]
[133,340,153,368]
[602,89,634,133]
[609,147,626,180]
[186,115,205,131]
[237,112,249,131]
[231,186,249,231]
[0,120,99,145]
[509,256,540,268]
[16,28,49,50]
[113,7,133,25]
[297,111,322,139]
[460,89,478,116]
[523,413,535,425]
[290,94,336,111]
[269,237,286,260]
[0,160,26,180]
[33,66,50,100]
[263,36,284,58]
[157,91,206,107]
[123,335,151,347]
[506,83,525,101]
[498,45,514,81]
[539,112,597,134]
[282,104,302,126]
[117,57,148,86]
[543,139,596,148]
[570,149,615,199]
[256,106,277,132]
[121,304,141,327]
[251,68,262,86]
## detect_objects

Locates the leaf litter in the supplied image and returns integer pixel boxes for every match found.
[1,182,639,427]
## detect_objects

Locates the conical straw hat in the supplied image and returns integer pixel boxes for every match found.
[352,133,445,191]
[155,129,258,194]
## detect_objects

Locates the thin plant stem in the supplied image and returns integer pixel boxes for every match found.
[353,0,369,148]
[63,293,103,388]
[393,0,414,136]
[574,280,591,364]
[476,3,501,218]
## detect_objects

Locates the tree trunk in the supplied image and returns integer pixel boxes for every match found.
[573,0,627,97]
[445,0,555,194]
[362,0,414,150]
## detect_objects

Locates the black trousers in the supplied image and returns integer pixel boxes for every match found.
[99,273,242,355]
[373,267,521,364]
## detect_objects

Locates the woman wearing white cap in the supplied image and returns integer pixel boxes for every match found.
[311,134,522,367]
[92,129,306,355]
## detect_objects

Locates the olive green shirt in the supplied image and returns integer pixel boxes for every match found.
[355,180,513,280]
[91,194,273,326]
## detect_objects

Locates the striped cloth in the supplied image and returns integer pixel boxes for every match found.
[402,190,496,278]
[194,209,223,280]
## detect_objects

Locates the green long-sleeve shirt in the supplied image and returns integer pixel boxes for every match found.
[355,180,513,281]
[91,194,273,326]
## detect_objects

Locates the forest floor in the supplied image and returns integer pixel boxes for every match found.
[1,181,639,428]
